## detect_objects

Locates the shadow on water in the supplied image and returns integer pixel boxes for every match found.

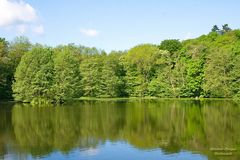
[0,99,240,160]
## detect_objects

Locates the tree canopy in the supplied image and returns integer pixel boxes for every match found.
[1,25,240,103]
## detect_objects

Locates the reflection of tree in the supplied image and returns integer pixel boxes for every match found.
[0,103,14,158]
[7,100,240,159]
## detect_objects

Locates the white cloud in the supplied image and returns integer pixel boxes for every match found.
[32,25,44,35]
[0,0,37,26]
[80,28,99,37]
[0,0,44,35]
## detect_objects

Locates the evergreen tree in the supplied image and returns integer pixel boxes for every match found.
[211,25,220,32]
[222,24,232,32]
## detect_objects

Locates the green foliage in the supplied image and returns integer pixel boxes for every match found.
[52,47,81,103]
[12,45,83,103]
[3,27,240,103]
[80,55,104,97]
[203,49,233,97]
[80,52,127,98]
[8,36,31,69]
[0,37,30,100]
[234,30,240,39]
[180,45,206,97]
[0,38,11,100]
[12,45,54,103]
[122,44,163,96]
[148,49,184,97]
[159,39,182,54]
[148,70,174,97]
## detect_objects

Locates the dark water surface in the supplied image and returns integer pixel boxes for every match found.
[0,99,240,160]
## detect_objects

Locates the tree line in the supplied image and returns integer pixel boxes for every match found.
[1,25,240,103]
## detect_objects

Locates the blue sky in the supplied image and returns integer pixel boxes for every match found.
[0,0,239,52]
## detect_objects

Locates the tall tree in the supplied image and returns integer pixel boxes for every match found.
[52,47,81,103]
[122,44,164,97]
[100,52,127,97]
[180,45,206,97]
[80,55,103,97]
[222,24,232,32]
[0,37,31,100]
[12,45,54,104]
[203,49,233,97]
[211,25,220,32]
[8,36,31,69]
[0,38,10,100]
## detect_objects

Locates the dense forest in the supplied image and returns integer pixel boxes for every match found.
[1,24,240,104]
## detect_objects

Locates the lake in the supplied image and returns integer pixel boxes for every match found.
[0,99,239,160]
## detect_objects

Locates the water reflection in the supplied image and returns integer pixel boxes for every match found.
[0,99,240,160]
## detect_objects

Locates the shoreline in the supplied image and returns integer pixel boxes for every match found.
[1,97,235,104]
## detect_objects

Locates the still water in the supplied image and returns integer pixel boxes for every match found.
[0,99,240,160]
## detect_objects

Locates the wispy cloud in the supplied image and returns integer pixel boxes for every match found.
[16,24,28,34]
[80,28,99,37]
[32,25,44,35]
[0,0,44,35]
